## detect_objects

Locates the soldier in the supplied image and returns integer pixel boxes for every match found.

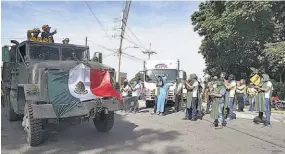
[183,73,200,121]
[203,74,211,114]
[209,80,227,129]
[41,24,57,43]
[224,74,237,121]
[253,74,273,126]
[27,28,41,42]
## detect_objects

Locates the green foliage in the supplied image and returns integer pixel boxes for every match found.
[131,72,144,83]
[264,41,285,82]
[272,80,285,100]
[191,1,285,81]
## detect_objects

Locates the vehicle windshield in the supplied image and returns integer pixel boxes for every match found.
[62,47,87,61]
[29,45,60,60]
[145,69,177,83]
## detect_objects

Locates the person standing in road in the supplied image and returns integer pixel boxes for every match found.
[247,83,257,112]
[236,79,246,112]
[253,74,273,126]
[224,74,237,121]
[183,74,199,121]
[209,80,227,129]
[152,76,162,114]
[121,79,131,98]
[156,76,168,116]
[130,79,141,113]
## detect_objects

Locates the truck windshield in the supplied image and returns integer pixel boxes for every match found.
[29,45,60,60]
[146,69,177,83]
[62,47,87,61]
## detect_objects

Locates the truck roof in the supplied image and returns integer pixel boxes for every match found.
[17,40,89,49]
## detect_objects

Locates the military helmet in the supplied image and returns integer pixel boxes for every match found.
[42,24,49,30]
[228,74,235,80]
[33,28,40,33]
[190,73,198,80]
[262,74,270,82]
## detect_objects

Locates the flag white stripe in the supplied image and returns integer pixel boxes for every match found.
[68,63,97,101]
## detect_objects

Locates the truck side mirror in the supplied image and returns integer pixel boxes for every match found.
[93,52,102,63]
[2,46,10,62]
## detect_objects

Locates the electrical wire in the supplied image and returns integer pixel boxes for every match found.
[126,26,147,49]
[84,1,114,43]
[94,43,144,62]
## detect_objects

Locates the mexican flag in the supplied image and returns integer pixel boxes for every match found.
[68,63,122,101]
[47,63,122,117]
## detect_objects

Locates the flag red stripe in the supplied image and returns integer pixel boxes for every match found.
[90,69,122,103]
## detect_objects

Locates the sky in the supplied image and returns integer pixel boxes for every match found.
[1,1,205,79]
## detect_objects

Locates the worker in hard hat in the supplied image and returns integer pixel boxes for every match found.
[41,24,57,43]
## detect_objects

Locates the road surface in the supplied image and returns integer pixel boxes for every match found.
[2,107,285,154]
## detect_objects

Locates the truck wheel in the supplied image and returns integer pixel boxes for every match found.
[6,92,18,121]
[145,101,154,108]
[25,103,44,146]
[93,111,114,132]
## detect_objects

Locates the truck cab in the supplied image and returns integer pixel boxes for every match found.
[142,60,186,108]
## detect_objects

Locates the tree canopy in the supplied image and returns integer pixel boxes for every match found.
[191,1,285,82]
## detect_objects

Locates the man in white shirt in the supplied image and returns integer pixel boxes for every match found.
[132,80,141,97]
[225,74,237,120]
[121,79,130,98]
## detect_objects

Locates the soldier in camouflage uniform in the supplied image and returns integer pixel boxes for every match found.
[253,74,273,126]
[27,28,41,41]
[209,80,227,129]
[183,74,201,121]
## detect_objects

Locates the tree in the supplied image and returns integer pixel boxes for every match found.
[191,1,280,79]
[263,41,285,83]
[131,72,144,83]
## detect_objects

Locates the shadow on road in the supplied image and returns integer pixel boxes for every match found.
[2,112,184,154]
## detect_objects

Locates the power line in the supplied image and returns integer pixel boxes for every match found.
[84,1,114,43]
[94,43,143,62]
[126,26,147,49]
[123,36,146,50]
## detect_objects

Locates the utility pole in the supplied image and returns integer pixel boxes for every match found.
[85,37,87,46]
[115,0,131,86]
[142,43,157,60]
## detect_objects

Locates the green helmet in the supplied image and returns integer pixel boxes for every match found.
[190,73,197,80]
[262,74,270,82]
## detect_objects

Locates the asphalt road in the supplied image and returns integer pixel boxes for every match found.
[2,106,285,154]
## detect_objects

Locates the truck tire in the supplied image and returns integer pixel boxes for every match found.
[25,103,44,146]
[93,111,114,132]
[6,92,18,121]
[146,101,154,108]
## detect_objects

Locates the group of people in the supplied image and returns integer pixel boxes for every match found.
[203,72,274,129]
[121,71,274,129]
[27,24,57,43]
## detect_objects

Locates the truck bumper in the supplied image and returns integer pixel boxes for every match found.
[31,99,119,119]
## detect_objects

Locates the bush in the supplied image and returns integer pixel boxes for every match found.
[272,80,285,100]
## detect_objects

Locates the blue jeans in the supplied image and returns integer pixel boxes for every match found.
[156,96,165,113]
[264,98,270,123]
[243,94,247,105]
[218,102,224,126]
[248,97,255,112]
[154,96,157,112]
[187,97,198,119]
[228,97,234,119]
